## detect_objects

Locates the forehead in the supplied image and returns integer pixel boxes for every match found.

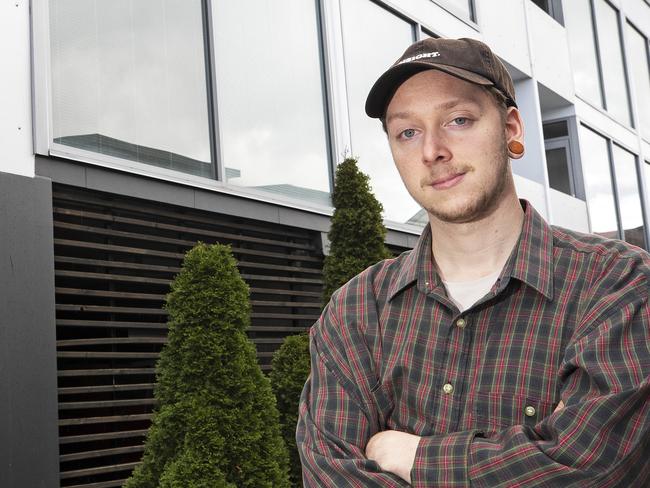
[386,69,489,116]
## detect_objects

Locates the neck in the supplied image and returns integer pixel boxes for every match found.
[428,192,524,282]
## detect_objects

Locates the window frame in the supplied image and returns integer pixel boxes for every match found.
[544,139,575,196]
[623,19,650,143]
[33,0,342,216]
[579,122,649,248]
[568,0,636,127]
[609,142,648,248]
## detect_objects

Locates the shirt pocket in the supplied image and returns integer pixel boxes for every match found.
[472,391,555,436]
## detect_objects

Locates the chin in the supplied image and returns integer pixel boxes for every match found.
[424,193,496,224]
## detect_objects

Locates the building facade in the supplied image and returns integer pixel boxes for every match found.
[1,0,649,486]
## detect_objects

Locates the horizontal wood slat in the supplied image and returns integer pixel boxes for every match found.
[53,184,327,487]
[60,445,145,463]
[59,384,156,395]
[59,430,149,445]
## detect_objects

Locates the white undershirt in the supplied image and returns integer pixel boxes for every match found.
[442,269,502,312]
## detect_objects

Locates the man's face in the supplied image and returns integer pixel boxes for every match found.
[385,69,518,224]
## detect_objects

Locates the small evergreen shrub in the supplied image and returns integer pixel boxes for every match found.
[125,243,290,488]
[270,333,311,487]
[322,157,392,305]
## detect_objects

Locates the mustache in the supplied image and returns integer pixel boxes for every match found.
[420,165,473,187]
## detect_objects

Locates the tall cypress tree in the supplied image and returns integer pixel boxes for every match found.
[270,334,311,487]
[322,157,392,305]
[125,243,290,488]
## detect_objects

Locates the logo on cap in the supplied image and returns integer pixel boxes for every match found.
[398,51,441,64]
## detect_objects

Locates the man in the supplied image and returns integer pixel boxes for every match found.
[296,37,650,486]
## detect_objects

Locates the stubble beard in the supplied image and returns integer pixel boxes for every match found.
[421,139,511,224]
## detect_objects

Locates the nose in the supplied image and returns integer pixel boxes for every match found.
[422,131,452,166]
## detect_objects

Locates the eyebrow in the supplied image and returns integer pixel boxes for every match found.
[385,98,479,125]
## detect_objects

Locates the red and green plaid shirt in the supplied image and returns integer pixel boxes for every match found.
[297,201,650,487]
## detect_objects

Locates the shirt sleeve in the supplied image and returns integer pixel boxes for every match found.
[296,300,409,487]
[412,265,650,487]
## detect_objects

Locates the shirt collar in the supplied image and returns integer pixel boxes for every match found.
[387,200,555,301]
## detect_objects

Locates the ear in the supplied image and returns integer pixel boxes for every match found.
[505,107,525,160]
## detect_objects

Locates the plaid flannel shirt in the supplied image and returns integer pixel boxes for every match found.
[297,201,650,487]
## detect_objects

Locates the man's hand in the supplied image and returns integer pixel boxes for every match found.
[365,430,421,484]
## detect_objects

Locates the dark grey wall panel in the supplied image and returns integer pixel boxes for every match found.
[36,156,420,247]
[0,173,59,488]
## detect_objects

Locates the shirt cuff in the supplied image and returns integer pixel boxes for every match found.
[410,430,481,487]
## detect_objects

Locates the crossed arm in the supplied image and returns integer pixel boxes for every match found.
[296,300,650,487]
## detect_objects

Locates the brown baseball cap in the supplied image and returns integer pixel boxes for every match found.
[365,37,517,118]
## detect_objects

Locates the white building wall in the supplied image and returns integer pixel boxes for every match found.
[0,0,35,177]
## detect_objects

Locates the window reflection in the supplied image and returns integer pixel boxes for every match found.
[341,0,420,224]
[612,145,646,249]
[442,0,474,20]
[593,0,632,125]
[579,126,619,238]
[564,0,603,107]
[626,23,650,142]
[50,0,212,176]
[214,0,331,207]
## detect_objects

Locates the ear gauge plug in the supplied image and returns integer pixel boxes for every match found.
[508,140,524,156]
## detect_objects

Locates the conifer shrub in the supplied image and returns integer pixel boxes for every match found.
[322,157,392,305]
[125,243,290,488]
[270,333,311,487]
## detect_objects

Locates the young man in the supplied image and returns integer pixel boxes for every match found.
[297,37,650,486]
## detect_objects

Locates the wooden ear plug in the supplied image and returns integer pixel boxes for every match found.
[508,140,524,156]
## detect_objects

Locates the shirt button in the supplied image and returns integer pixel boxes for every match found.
[456,318,466,328]
[442,383,454,394]
[524,405,536,417]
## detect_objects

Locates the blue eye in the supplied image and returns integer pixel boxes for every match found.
[401,129,416,138]
[453,117,468,125]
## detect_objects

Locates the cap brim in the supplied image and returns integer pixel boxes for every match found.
[365,61,493,118]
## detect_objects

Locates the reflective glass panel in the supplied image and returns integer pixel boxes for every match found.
[645,161,650,208]
[341,0,418,224]
[564,0,603,107]
[612,145,646,248]
[580,126,619,237]
[546,147,572,195]
[594,0,632,125]
[50,0,212,177]
[626,23,650,142]
[442,0,473,19]
[214,0,331,207]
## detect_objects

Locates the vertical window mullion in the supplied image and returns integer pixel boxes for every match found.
[614,4,635,127]
[315,0,336,194]
[202,0,221,181]
[606,139,625,240]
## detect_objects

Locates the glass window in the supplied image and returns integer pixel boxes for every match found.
[593,0,632,125]
[340,0,418,224]
[543,120,574,196]
[626,23,650,142]
[546,146,572,195]
[612,145,646,248]
[579,126,619,237]
[50,0,212,177]
[442,0,474,20]
[531,0,564,24]
[214,0,331,207]
[645,161,650,208]
[543,120,569,140]
[564,0,603,107]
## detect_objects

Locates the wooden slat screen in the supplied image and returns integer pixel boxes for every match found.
[53,185,325,487]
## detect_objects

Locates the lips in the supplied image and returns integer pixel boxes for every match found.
[430,172,465,190]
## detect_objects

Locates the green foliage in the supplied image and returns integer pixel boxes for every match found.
[323,157,392,305]
[125,243,290,488]
[270,334,311,487]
